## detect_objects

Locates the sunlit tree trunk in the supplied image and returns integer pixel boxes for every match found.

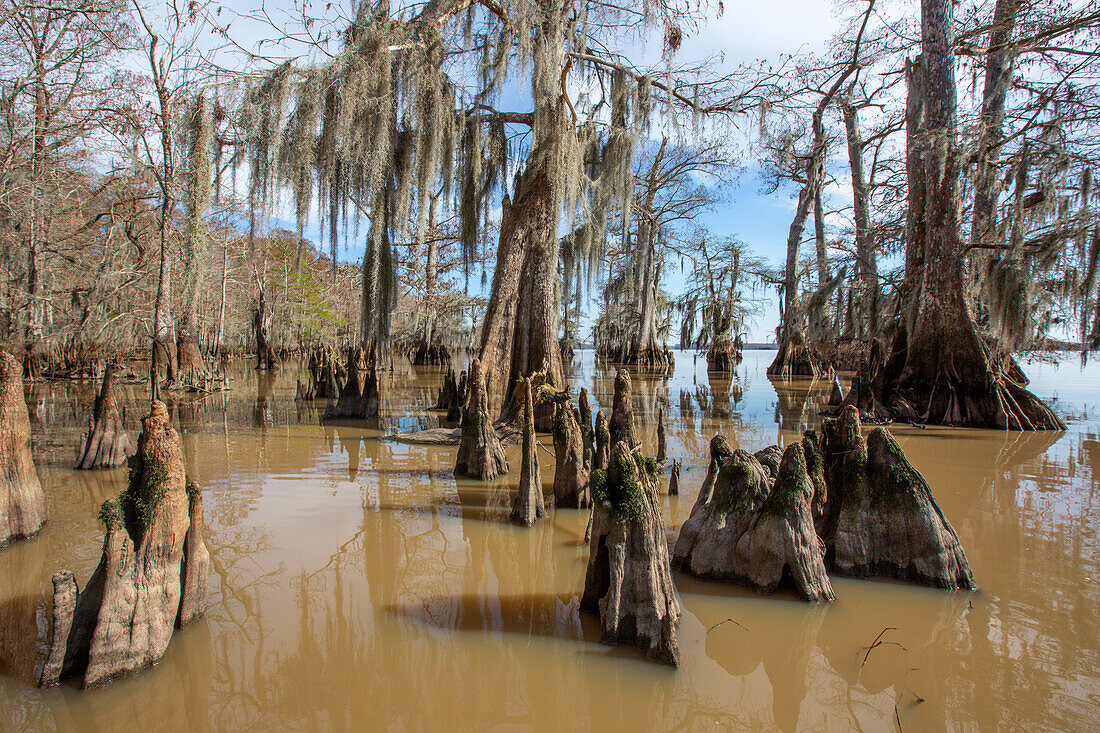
[479,156,563,427]
[177,96,210,381]
[768,116,823,378]
[147,27,178,397]
[215,232,228,357]
[970,0,1020,253]
[969,0,1021,319]
[628,140,671,369]
[841,99,877,339]
[900,57,927,335]
[477,2,566,427]
[894,0,1061,430]
[23,23,49,379]
[813,176,828,287]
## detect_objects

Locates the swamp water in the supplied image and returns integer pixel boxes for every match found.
[0,350,1097,731]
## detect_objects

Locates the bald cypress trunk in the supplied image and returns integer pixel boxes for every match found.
[894,0,1062,430]
[253,289,278,371]
[769,118,825,378]
[625,140,672,370]
[176,239,206,381]
[841,100,878,339]
[970,0,1020,254]
[478,159,563,430]
[0,351,45,545]
[629,219,668,368]
[969,0,1022,324]
[150,231,176,396]
[901,57,927,334]
[813,176,828,288]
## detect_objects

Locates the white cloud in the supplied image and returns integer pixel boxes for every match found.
[680,1,840,67]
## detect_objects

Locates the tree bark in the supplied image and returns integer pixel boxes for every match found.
[477,159,563,429]
[901,57,927,334]
[76,364,133,470]
[454,358,509,480]
[552,401,590,508]
[22,25,49,380]
[895,0,1062,431]
[968,0,1022,323]
[510,380,546,526]
[39,400,208,687]
[672,444,835,602]
[768,150,819,378]
[813,173,829,287]
[608,369,637,448]
[253,284,278,371]
[626,140,672,369]
[769,116,826,378]
[0,351,46,546]
[178,96,210,382]
[969,0,1021,254]
[214,232,228,358]
[656,407,667,464]
[582,443,681,665]
[149,35,177,398]
[841,99,878,339]
[820,406,974,588]
[150,233,176,395]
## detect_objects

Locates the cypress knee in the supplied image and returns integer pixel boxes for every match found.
[819,405,975,589]
[325,347,380,420]
[0,350,46,546]
[552,401,590,508]
[582,442,681,665]
[578,387,594,470]
[672,444,834,603]
[609,369,636,448]
[454,359,508,480]
[593,410,610,472]
[510,380,546,525]
[668,459,680,496]
[656,407,667,464]
[39,400,209,687]
[76,363,133,470]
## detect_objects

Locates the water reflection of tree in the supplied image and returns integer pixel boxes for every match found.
[943,426,1097,730]
[703,604,827,732]
[767,376,830,445]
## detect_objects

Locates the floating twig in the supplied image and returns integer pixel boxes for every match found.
[707,618,749,633]
[860,626,906,670]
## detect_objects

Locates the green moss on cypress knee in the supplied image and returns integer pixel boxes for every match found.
[762,445,809,517]
[120,450,169,538]
[867,428,923,509]
[578,393,592,438]
[552,405,571,444]
[591,469,608,504]
[98,498,123,531]
[605,453,648,524]
[712,451,768,517]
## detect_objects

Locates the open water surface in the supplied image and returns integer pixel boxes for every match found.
[0,349,1097,730]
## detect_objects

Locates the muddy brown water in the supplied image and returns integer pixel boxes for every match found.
[0,350,1097,730]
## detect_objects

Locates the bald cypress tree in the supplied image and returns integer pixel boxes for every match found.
[240,0,770,425]
[892,0,1063,430]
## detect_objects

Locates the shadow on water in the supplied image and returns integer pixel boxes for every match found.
[383,592,594,643]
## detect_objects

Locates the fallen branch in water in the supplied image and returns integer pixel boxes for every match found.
[707,618,749,633]
[860,626,906,670]
[893,674,925,732]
